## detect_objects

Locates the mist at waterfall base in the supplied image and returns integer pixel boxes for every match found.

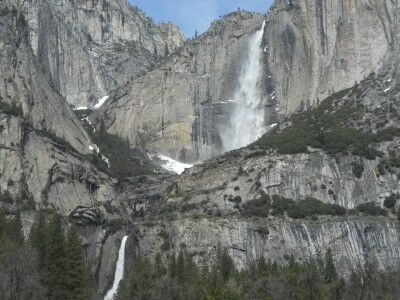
[220,21,266,151]
[104,236,128,300]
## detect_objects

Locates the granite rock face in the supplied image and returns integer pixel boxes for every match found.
[96,0,400,162]
[0,5,125,292]
[264,0,399,115]
[126,70,400,276]
[24,0,184,107]
[131,136,400,276]
[93,12,266,162]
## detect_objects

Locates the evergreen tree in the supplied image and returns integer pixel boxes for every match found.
[0,208,6,241]
[324,248,338,283]
[30,210,47,268]
[154,252,167,278]
[44,214,67,299]
[64,225,92,299]
[169,253,177,278]
[219,247,235,281]
[7,211,24,245]
[176,249,186,284]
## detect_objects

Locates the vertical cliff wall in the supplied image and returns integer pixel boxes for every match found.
[264,0,398,115]
[93,12,266,162]
[24,0,184,107]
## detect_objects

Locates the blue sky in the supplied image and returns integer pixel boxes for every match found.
[130,0,273,37]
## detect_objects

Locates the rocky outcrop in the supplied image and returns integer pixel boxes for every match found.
[264,0,399,115]
[137,216,400,277]
[93,12,266,161]
[24,0,184,107]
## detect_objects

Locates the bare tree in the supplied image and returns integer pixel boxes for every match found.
[0,241,46,300]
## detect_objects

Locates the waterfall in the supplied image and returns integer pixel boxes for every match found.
[104,235,129,300]
[221,21,266,151]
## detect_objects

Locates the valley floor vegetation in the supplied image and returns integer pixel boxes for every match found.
[116,246,400,300]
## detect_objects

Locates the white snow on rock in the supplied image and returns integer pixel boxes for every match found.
[384,87,391,93]
[149,154,193,174]
[102,155,110,167]
[89,144,100,153]
[73,106,89,111]
[94,96,109,109]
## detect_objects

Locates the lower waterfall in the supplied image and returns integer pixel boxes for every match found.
[220,21,266,151]
[104,235,129,300]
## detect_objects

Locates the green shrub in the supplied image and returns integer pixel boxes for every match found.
[103,201,119,214]
[228,195,242,204]
[384,194,399,209]
[352,160,364,178]
[37,129,76,153]
[90,122,154,181]
[242,193,271,217]
[270,195,295,216]
[161,239,171,251]
[108,218,126,235]
[287,197,346,219]
[0,100,23,117]
[356,202,387,216]
[180,203,198,213]
[377,151,400,175]
[253,85,400,160]
[0,191,14,204]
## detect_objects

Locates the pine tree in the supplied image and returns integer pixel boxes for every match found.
[30,210,47,268]
[7,211,24,245]
[176,249,186,284]
[44,214,67,299]
[64,225,91,299]
[220,248,234,281]
[154,252,167,278]
[0,208,6,241]
[169,253,177,278]
[324,248,338,283]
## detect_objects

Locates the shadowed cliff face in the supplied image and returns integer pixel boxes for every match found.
[24,0,184,107]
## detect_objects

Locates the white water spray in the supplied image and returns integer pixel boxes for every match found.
[104,235,128,300]
[221,21,266,151]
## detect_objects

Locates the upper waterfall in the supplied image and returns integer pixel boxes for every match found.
[220,21,266,151]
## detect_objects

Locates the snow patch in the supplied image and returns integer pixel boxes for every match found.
[384,87,391,93]
[74,106,89,111]
[102,155,110,167]
[89,144,100,153]
[94,96,109,109]
[150,154,193,174]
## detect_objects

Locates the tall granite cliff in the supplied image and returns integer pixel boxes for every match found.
[24,0,184,107]
[95,0,400,162]
[264,0,398,115]
[93,12,266,162]
[0,5,131,293]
